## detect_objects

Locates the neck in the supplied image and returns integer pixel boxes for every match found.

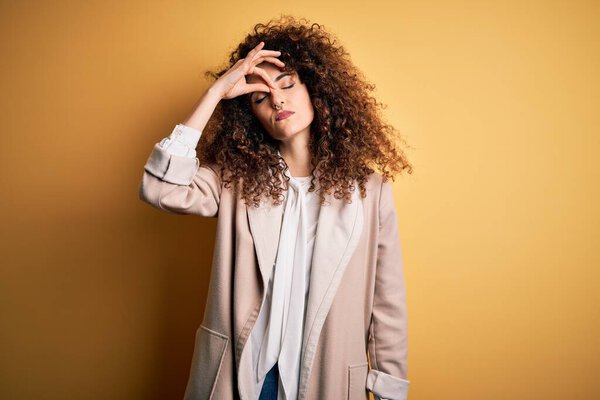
[278,130,312,177]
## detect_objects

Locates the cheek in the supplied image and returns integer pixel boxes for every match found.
[301,95,314,120]
[252,107,269,122]
[299,90,313,112]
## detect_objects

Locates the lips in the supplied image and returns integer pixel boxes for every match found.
[276,111,295,121]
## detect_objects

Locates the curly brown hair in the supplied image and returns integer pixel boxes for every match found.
[198,14,413,209]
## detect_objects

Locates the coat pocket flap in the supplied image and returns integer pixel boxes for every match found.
[348,362,369,400]
[183,325,229,400]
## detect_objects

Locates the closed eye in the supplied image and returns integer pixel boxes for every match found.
[255,83,295,104]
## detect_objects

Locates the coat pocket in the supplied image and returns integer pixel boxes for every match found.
[348,362,369,400]
[183,325,229,400]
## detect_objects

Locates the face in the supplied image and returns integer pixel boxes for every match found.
[246,62,314,143]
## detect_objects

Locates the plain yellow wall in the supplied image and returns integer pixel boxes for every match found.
[1,1,598,399]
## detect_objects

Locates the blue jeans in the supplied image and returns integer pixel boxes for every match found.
[259,361,279,400]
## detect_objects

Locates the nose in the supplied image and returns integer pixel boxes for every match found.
[268,88,285,109]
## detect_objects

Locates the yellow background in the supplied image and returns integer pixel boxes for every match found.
[1,1,598,399]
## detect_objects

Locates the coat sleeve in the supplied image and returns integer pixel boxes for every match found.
[138,143,221,217]
[366,179,410,400]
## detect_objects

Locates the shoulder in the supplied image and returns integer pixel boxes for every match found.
[360,171,392,215]
[200,162,223,182]
[364,171,396,214]
[364,170,388,198]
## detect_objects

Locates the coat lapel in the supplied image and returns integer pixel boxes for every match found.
[246,177,364,398]
[297,184,364,398]
[246,195,284,291]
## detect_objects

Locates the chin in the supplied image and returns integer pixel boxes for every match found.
[277,121,312,138]
[268,125,296,138]
[276,130,303,142]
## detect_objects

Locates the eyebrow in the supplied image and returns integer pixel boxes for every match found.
[249,72,293,99]
[273,72,292,82]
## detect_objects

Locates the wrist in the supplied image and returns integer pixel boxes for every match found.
[207,84,225,101]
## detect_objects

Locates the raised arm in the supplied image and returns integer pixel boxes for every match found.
[139,41,286,218]
[366,179,410,400]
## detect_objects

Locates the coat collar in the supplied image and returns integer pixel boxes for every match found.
[246,173,364,398]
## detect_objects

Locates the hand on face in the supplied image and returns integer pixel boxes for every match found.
[246,62,314,142]
[213,41,286,100]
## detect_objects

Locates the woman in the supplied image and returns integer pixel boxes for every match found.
[139,15,413,400]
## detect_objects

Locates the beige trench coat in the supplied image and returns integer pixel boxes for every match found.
[138,143,410,400]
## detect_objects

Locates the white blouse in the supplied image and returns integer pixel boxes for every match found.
[158,124,320,400]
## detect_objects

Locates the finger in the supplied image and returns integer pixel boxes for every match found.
[253,41,265,52]
[252,56,286,68]
[251,49,282,63]
[252,67,278,90]
[243,42,265,66]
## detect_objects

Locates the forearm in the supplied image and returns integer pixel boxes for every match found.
[181,85,224,133]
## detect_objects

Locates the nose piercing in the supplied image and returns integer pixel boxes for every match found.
[274,101,284,110]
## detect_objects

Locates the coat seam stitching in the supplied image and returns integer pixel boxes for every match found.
[371,175,385,371]
[209,335,229,399]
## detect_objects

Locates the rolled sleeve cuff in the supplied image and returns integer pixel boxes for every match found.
[144,143,200,185]
[158,124,203,158]
[367,369,410,400]
[173,123,202,147]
